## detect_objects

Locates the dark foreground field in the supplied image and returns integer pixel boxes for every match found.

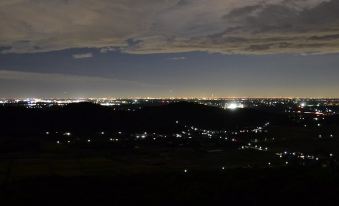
[0,102,339,205]
[1,167,339,205]
[0,140,338,205]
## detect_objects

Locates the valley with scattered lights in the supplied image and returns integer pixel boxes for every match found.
[0,98,339,204]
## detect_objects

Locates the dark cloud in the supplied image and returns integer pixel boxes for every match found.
[0,0,338,54]
[223,0,339,33]
[246,44,274,51]
[309,34,339,41]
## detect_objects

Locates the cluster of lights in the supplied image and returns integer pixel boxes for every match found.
[225,103,244,110]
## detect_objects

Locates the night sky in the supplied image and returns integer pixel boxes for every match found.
[1,0,339,98]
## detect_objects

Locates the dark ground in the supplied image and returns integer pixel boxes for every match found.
[0,102,338,205]
[1,168,339,205]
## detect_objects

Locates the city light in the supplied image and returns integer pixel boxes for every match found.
[226,103,244,110]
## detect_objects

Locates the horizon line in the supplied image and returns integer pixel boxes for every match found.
[1,96,339,100]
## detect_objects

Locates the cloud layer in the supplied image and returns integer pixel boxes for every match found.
[1,0,339,54]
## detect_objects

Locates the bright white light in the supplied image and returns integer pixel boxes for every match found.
[100,103,116,106]
[226,103,244,110]
[227,103,237,109]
